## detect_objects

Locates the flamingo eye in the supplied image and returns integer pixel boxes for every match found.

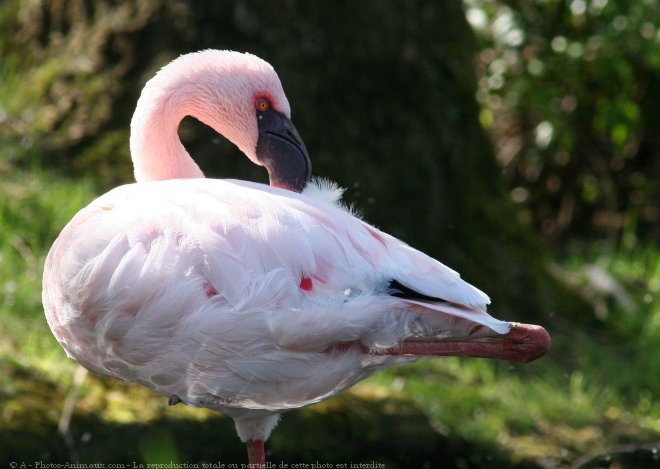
[256,98,271,112]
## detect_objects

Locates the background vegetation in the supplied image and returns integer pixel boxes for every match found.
[1,0,658,467]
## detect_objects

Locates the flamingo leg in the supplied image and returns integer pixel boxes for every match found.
[375,322,551,363]
[325,322,550,363]
[246,439,265,466]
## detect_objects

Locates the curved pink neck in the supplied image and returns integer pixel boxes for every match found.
[130,87,205,182]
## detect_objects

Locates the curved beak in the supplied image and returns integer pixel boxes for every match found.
[256,108,312,192]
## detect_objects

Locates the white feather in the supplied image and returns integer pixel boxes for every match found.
[301,177,347,208]
[44,178,509,417]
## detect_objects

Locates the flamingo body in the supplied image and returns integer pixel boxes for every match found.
[43,177,511,438]
[42,50,549,461]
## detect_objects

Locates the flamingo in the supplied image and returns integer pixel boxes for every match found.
[42,49,550,465]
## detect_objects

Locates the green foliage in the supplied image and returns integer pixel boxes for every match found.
[553,238,660,388]
[562,242,659,335]
[0,0,180,185]
[0,165,95,320]
[465,0,659,243]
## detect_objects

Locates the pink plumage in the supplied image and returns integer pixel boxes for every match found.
[42,50,550,465]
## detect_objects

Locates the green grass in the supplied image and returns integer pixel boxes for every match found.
[1,165,95,359]
[1,165,659,468]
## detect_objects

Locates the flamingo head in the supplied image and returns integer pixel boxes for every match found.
[135,50,311,190]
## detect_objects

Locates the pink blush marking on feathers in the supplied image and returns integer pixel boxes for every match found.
[203,282,219,298]
[299,276,313,291]
[366,226,387,247]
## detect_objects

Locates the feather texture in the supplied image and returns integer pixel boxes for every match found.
[42,51,547,454]
[43,178,509,430]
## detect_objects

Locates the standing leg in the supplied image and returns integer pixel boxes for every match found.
[246,439,265,466]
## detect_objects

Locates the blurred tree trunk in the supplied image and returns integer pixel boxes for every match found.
[0,0,579,321]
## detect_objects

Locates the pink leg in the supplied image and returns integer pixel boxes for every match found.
[246,439,265,466]
[325,322,551,363]
[375,323,551,363]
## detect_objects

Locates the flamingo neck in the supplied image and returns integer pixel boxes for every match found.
[129,85,206,182]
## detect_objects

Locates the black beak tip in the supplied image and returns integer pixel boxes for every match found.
[255,109,311,192]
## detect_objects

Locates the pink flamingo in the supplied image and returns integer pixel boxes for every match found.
[42,50,550,465]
